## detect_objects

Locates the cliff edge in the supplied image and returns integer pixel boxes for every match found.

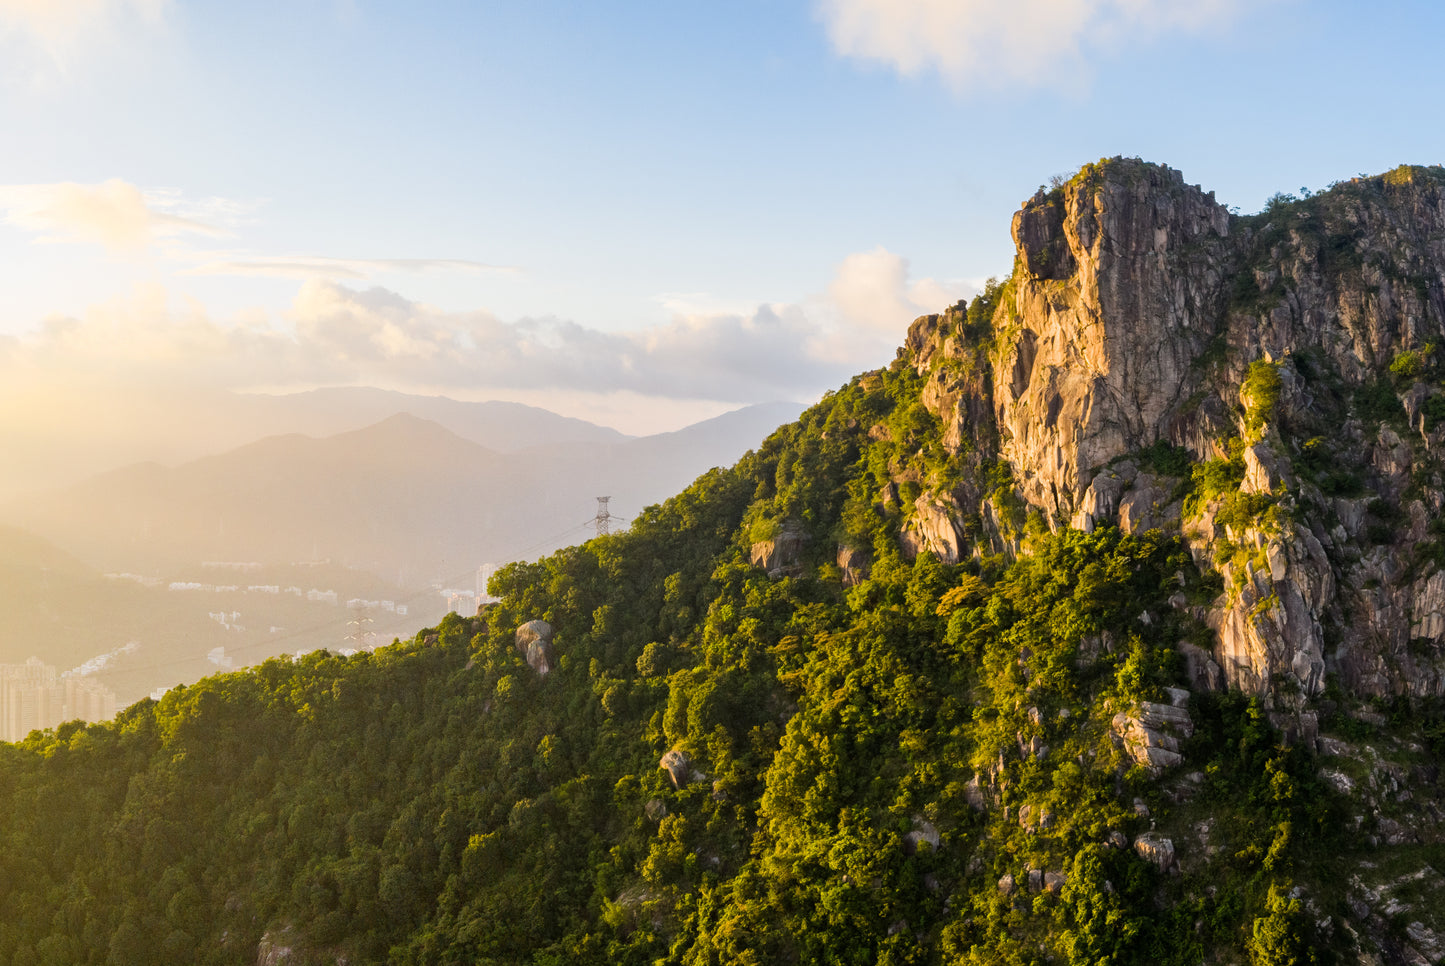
[905,158,1445,703]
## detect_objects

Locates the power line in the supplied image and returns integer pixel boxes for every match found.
[591,496,615,536]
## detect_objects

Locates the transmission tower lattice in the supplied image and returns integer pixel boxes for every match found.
[345,612,375,651]
[592,496,615,537]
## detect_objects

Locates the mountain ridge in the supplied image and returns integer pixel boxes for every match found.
[3,160,1445,966]
[3,401,804,580]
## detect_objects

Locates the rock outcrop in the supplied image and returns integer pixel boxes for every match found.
[897,159,1445,702]
[1133,833,1176,872]
[836,544,870,586]
[902,816,941,855]
[750,522,808,578]
[901,492,965,564]
[515,620,555,676]
[660,748,706,789]
[996,162,1234,521]
[1111,700,1195,775]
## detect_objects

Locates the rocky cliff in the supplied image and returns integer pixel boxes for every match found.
[903,158,1445,704]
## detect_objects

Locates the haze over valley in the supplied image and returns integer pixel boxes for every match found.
[0,393,803,703]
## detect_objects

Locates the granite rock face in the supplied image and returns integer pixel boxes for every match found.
[900,160,1445,702]
[660,749,706,789]
[1111,701,1195,775]
[836,544,870,586]
[902,492,966,564]
[1133,833,1176,872]
[995,161,1234,521]
[515,620,556,677]
[750,522,808,579]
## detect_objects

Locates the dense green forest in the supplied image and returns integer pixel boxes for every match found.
[3,310,1435,966]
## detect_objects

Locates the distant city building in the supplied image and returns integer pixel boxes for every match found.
[0,658,117,743]
[206,646,234,670]
[104,572,163,587]
[65,676,117,725]
[446,592,477,615]
[477,563,501,604]
[208,611,243,631]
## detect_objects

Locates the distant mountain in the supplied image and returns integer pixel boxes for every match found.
[235,387,633,451]
[3,402,805,587]
[0,385,629,502]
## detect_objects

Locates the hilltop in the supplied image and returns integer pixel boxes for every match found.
[3,160,1445,965]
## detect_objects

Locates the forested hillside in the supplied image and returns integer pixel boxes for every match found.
[5,160,1445,965]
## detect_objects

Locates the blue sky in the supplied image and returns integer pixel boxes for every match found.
[1,0,1442,434]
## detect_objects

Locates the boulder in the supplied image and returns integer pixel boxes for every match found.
[1133,833,1175,871]
[515,620,555,676]
[1117,473,1182,534]
[659,748,706,789]
[1242,436,1294,495]
[837,544,870,587]
[1017,802,1053,832]
[964,775,989,811]
[902,815,941,855]
[1179,641,1225,692]
[750,522,808,578]
[1111,701,1194,775]
[997,873,1015,895]
[1071,467,1130,531]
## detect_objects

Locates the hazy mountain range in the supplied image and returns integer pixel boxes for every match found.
[0,391,804,699]
[0,385,633,504]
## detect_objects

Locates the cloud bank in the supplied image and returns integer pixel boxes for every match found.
[816,0,1250,92]
[0,180,228,253]
[2,248,970,406]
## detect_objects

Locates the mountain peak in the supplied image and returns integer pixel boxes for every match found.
[896,159,1445,701]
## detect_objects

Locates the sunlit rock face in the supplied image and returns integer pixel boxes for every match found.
[515,619,555,676]
[750,521,808,579]
[995,160,1234,522]
[902,160,1445,701]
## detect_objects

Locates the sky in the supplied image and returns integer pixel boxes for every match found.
[1,0,1443,438]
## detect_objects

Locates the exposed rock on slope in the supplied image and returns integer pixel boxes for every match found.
[750,521,808,579]
[903,159,1445,701]
[996,163,1234,520]
[515,619,555,675]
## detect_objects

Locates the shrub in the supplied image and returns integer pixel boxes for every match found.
[1242,360,1282,436]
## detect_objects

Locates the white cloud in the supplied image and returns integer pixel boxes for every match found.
[0,0,168,76]
[0,180,228,253]
[816,0,1250,92]
[826,246,970,335]
[0,246,974,417]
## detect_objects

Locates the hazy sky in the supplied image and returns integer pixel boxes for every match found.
[1,0,1442,434]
